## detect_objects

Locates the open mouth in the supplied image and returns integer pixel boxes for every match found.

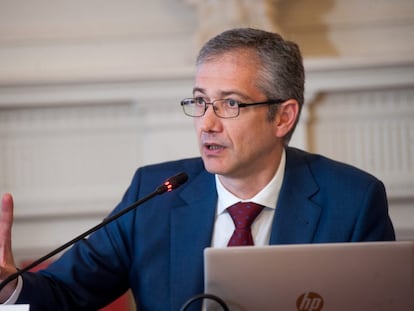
[206,144,223,150]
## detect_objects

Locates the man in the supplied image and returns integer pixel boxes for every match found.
[0,28,395,310]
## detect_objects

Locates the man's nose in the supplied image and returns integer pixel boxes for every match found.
[198,104,220,131]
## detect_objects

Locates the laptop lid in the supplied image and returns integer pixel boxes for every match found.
[204,241,414,311]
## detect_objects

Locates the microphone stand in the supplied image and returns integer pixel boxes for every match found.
[0,172,188,291]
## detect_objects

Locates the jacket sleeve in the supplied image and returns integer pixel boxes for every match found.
[15,171,142,311]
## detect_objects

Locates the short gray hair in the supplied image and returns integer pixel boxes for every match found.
[196,28,305,144]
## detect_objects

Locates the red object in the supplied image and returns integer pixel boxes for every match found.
[99,292,131,311]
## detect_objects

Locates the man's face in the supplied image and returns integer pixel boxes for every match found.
[193,51,283,180]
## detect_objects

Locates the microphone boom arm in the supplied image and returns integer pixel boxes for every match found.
[0,172,188,291]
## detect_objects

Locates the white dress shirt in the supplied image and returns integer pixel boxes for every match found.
[210,150,286,247]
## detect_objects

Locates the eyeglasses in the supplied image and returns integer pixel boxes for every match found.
[180,97,286,119]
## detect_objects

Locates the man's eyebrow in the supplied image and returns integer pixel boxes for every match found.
[220,91,250,100]
[192,87,206,95]
[192,87,251,100]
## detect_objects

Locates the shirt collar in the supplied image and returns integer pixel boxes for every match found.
[215,149,286,215]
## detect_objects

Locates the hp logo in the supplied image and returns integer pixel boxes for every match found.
[296,292,324,311]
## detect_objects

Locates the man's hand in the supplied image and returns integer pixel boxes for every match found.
[0,193,18,302]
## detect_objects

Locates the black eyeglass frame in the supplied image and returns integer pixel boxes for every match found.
[180,98,287,119]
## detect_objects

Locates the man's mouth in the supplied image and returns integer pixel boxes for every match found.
[205,143,224,151]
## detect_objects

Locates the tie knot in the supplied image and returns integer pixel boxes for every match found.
[227,202,264,229]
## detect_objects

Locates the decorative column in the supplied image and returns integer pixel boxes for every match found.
[185,0,282,48]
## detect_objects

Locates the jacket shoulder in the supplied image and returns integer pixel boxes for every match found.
[286,147,381,184]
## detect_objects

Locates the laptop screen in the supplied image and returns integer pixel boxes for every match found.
[204,241,414,311]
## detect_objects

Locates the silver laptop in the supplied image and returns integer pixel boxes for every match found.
[204,241,414,311]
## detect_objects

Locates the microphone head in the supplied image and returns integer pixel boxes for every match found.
[156,172,189,194]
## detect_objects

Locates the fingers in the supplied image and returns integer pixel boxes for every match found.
[0,194,18,300]
[0,193,14,246]
[0,193,16,269]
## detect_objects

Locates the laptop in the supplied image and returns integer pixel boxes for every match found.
[204,241,414,311]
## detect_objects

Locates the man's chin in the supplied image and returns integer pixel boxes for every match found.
[202,158,227,175]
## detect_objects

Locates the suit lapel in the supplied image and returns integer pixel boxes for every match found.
[270,148,322,244]
[170,171,216,310]
[168,149,322,307]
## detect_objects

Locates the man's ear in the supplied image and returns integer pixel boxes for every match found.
[273,99,300,138]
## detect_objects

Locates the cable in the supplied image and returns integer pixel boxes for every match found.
[180,293,230,311]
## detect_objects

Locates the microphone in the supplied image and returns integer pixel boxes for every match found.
[0,172,189,291]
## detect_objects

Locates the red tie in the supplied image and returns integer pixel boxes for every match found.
[227,202,264,246]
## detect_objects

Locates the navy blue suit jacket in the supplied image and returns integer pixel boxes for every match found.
[17,147,395,310]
